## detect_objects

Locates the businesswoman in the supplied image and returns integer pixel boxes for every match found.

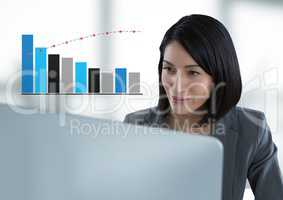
[123,15,283,200]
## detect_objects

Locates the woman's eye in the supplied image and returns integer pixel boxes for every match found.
[163,66,175,73]
[188,71,200,76]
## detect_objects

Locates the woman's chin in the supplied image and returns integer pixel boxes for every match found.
[170,105,195,115]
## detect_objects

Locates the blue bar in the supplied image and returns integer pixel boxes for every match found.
[115,68,127,93]
[22,35,33,93]
[35,48,47,94]
[75,62,87,93]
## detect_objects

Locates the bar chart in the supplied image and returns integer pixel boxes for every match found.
[21,34,142,95]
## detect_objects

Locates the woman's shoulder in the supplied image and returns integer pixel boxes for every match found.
[234,106,265,119]
[231,106,271,146]
[204,106,268,140]
[232,106,267,131]
[123,106,159,125]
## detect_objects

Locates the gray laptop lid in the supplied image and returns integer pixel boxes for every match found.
[0,104,223,200]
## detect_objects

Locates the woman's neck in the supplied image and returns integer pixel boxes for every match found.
[166,111,211,135]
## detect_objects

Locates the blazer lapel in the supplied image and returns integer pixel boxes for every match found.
[206,110,240,200]
[212,121,239,200]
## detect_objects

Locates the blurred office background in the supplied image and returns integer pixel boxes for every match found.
[0,0,283,199]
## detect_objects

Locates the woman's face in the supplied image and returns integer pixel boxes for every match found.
[161,40,214,116]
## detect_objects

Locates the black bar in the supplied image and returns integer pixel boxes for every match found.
[88,68,100,93]
[48,54,60,93]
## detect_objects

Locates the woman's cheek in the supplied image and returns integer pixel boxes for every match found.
[188,86,210,107]
[190,82,211,99]
[161,73,171,91]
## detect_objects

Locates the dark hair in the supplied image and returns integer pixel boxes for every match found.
[157,14,242,125]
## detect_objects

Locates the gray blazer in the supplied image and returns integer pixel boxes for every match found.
[123,106,283,200]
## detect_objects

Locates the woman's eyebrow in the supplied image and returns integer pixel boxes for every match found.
[163,59,199,68]
[162,60,175,66]
[185,64,200,68]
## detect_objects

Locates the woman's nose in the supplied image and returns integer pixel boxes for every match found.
[172,72,187,93]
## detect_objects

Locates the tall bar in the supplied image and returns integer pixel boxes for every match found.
[22,35,33,93]
[129,72,140,93]
[61,58,73,93]
[88,68,100,93]
[35,48,47,94]
[48,54,60,93]
[75,62,87,93]
[115,68,127,93]
[101,72,113,93]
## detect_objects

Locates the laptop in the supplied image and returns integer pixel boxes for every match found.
[0,104,223,200]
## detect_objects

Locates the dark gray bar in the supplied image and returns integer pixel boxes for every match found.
[101,72,113,93]
[61,58,73,93]
[129,72,140,93]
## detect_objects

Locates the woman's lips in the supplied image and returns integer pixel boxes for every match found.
[172,96,191,103]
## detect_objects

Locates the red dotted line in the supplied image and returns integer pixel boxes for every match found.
[48,29,141,49]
